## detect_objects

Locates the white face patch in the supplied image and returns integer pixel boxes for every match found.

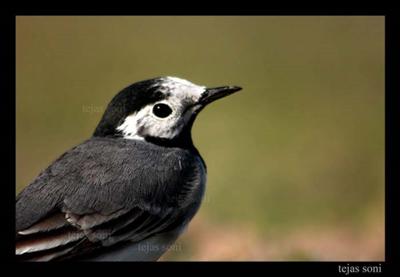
[116,77,206,140]
[152,76,206,102]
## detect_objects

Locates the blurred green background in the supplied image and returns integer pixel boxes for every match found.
[16,16,384,261]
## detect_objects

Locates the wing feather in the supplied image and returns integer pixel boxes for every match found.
[16,206,184,260]
[17,213,68,235]
[16,228,85,255]
[16,137,205,261]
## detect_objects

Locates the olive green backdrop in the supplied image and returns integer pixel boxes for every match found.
[16,16,384,260]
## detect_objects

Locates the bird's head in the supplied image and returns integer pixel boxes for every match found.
[93,76,241,147]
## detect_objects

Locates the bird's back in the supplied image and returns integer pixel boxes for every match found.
[16,137,206,261]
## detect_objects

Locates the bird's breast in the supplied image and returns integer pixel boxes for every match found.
[177,155,207,219]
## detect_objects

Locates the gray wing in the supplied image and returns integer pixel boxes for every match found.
[16,137,205,261]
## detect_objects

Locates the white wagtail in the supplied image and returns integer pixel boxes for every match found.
[16,76,242,261]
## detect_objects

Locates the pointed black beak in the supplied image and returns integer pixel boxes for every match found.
[198,86,242,106]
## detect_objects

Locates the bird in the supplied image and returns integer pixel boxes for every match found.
[16,76,242,261]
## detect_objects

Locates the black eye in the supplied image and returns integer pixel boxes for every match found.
[152,103,173,118]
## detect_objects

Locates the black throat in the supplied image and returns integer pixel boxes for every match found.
[143,117,198,151]
[145,133,193,150]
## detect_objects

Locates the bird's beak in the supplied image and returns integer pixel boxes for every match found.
[198,86,242,106]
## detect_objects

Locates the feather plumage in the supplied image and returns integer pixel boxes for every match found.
[16,137,206,261]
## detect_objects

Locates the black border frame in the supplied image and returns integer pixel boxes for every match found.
[2,10,398,276]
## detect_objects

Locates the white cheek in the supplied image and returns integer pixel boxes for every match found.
[116,119,144,141]
[146,117,182,138]
[116,77,205,141]
[116,104,184,140]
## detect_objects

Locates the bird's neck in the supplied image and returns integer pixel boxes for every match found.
[144,130,196,151]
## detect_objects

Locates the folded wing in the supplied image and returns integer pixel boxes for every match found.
[16,138,205,261]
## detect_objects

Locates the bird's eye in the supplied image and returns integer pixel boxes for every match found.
[152,103,173,118]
